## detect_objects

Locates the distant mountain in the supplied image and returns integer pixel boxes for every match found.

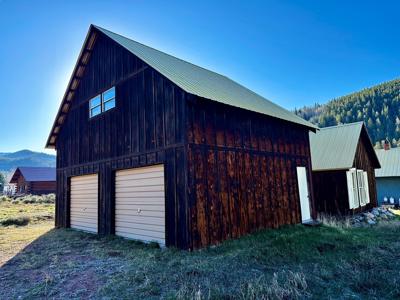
[0,150,56,173]
[295,78,400,148]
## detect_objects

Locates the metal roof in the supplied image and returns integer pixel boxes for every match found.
[310,122,364,171]
[45,25,317,148]
[95,26,317,130]
[375,148,400,177]
[10,167,56,183]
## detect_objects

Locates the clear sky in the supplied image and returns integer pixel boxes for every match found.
[1,0,399,154]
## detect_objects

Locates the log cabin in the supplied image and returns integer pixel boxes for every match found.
[9,167,56,195]
[46,25,318,249]
[309,122,380,215]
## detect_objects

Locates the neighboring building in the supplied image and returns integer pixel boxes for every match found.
[375,147,400,205]
[310,122,380,215]
[9,167,56,195]
[46,25,317,249]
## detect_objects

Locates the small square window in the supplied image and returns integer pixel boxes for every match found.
[89,86,116,118]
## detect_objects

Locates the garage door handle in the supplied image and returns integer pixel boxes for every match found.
[137,208,141,214]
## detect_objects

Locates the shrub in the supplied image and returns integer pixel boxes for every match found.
[0,216,30,226]
[14,194,55,205]
[0,195,11,202]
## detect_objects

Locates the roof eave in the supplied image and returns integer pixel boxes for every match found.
[45,24,98,149]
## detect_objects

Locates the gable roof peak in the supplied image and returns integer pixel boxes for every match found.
[46,25,316,148]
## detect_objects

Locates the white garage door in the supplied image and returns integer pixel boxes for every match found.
[70,174,98,233]
[115,165,165,246]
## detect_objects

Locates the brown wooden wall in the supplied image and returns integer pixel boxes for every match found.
[313,129,378,215]
[55,30,189,248]
[15,176,28,194]
[353,131,378,209]
[29,181,56,195]
[185,97,315,249]
[312,171,348,215]
[14,175,55,195]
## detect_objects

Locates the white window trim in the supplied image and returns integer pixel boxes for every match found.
[89,86,116,118]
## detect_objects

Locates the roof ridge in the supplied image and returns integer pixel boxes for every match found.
[93,25,229,79]
[319,121,364,130]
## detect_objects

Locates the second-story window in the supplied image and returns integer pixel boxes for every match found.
[89,95,102,118]
[89,86,116,118]
[103,87,116,112]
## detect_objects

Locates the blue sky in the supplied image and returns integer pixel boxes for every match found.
[1,0,399,154]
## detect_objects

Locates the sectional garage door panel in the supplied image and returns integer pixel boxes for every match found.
[70,174,98,233]
[115,165,165,245]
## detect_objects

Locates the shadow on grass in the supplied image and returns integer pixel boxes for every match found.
[1,222,400,299]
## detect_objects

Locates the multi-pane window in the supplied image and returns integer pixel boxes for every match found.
[89,86,116,118]
[89,95,102,118]
[103,87,116,112]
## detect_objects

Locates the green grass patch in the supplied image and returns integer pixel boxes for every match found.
[1,204,400,299]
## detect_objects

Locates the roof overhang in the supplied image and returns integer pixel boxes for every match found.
[46,25,98,149]
[359,123,381,169]
[9,168,22,184]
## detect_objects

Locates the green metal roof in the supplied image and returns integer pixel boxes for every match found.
[95,26,317,130]
[375,148,400,177]
[309,122,365,171]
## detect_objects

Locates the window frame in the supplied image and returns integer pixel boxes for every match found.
[88,86,116,119]
[102,87,116,112]
[89,95,102,118]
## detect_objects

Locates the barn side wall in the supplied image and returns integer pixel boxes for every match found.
[353,132,378,210]
[56,31,189,248]
[29,181,56,195]
[185,97,315,249]
[312,170,349,215]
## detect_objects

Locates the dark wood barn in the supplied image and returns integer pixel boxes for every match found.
[46,25,318,249]
[9,167,56,195]
[309,122,381,215]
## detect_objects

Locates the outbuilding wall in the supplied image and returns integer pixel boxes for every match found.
[376,177,400,205]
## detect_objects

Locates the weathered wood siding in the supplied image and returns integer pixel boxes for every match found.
[29,181,56,195]
[312,171,348,215]
[186,97,314,248]
[353,130,378,210]
[313,129,377,215]
[55,30,188,248]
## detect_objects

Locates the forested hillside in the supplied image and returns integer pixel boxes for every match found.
[295,78,400,148]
